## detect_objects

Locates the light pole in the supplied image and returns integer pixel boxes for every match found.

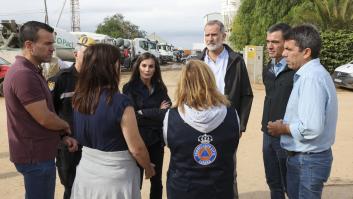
[43,0,49,24]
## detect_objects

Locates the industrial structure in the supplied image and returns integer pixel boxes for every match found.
[70,0,80,31]
[203,12,223,25]
[221,0,241,33]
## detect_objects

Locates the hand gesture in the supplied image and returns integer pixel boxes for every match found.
[267,119,289,137]
[145,163,156,179]
[160,100,170,109]
[62,136,79,152]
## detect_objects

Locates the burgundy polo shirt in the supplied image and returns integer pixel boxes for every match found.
[4,56,60,164]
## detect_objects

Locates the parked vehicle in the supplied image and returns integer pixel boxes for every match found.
[332,60,353,89]
[147,40,161,63]
[71,32,114,46]
[55,27,77,61]
[118,38,161,70]
[173,50,184,63]
[157,43,173,63]
[181,54,199,64]
[183,49,192,57]
[1,20,78,62]
[0,56,11,96]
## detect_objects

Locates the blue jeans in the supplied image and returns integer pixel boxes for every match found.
[15,160,56,199]
[286,149,332,199]
[263,133,287,199]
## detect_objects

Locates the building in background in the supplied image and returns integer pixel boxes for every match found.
[192,43,205,51]
[146,33,167,44]
[221,0,241,43]
[221,0,240,32]
[202,1,240,44]
[203,12,223,25]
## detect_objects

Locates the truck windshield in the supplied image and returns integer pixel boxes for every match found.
[158,45,167,51]
[139,41,149,51]
[149,42,157,50]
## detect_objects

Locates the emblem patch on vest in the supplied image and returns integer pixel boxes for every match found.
[193,134,217,165]
[47,81,55,91]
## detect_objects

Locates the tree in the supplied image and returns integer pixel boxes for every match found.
[96,14,146,39]
[229,0,301,50]
[229,0,353,72]
[320,30,353,73]
[311,0,353,30]
[282,0,323,27]
[229,0,256,50]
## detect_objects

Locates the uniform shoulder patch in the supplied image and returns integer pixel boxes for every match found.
[48,81,55,91]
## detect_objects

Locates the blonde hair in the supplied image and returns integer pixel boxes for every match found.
[174,60,230,112]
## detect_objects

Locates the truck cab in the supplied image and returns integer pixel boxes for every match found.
[117,38,161,70]
[157,43,173,63]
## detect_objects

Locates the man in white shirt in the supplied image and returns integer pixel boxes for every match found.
[200,20,254,199]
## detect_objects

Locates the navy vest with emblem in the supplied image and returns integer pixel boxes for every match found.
[166,107,239,199]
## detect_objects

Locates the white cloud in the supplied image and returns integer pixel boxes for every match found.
[0,0,222,48]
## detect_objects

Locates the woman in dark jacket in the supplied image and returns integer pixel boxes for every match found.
[123,52,171,199]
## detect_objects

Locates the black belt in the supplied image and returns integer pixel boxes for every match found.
[286,149,330,157]
[286,151,301,157]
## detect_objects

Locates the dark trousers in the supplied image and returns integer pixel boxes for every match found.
[139,141,164,199]
[263,133,287,199]
[56,146,82,199]
[233,148,239,199]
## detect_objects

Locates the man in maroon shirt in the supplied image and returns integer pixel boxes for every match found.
[3,21,78,199]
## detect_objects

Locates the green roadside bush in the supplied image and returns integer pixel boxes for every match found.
[320,30,353,73]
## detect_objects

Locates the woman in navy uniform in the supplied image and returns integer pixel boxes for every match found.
[123,52,171,199]
[163,60,240,199]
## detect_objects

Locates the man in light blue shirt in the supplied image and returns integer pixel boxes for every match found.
[271,58,286,76]
[267,25,338,199]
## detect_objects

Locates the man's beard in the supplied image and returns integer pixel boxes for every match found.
[32,51,52,64]
[206,42,223,51]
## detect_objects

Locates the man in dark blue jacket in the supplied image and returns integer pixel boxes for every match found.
[262,23,293,199]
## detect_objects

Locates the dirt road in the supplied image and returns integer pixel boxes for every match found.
[0,68,352,198]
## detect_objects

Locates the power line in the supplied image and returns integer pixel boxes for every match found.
[56,0,67,27]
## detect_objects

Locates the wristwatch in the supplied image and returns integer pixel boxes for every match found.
[60,133,69,140]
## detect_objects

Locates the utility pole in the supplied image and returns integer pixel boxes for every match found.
[71,0,80,32]
[56,0,67,27]
[43,0,49,24]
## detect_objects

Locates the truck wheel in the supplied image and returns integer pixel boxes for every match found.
[0,80,4,97]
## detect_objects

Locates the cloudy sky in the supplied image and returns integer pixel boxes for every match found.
[0,0,222,48]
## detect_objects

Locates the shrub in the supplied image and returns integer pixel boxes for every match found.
[320,30,353,73]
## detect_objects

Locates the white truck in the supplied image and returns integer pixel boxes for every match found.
[157,43,174,63]
[116,38,161,70]
[70,32,115,45]
[1,20,78,62]
[0,20,79,80]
